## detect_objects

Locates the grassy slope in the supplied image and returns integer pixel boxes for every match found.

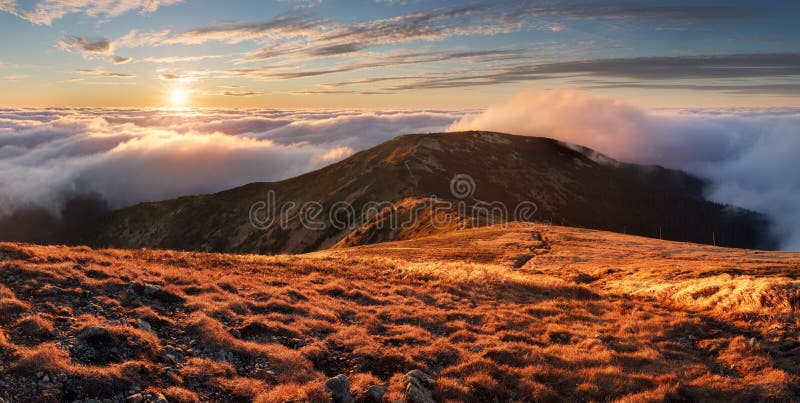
[1,224,799,401]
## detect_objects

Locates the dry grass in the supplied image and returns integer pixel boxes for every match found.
[0,223,799,401]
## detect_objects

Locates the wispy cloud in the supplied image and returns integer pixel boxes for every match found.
[379,68,551,91]
[2,0,183,25]
[114,2,535,62]
[536,3,757,22]
[0,0,13,14]
[234,1,756,64]
[531,53,800,80]
[139,55,225,64]
[157,71,206,83]
[171,12,323,45]
[582,81,800,96]
[324,75,422,87]
[117,11,323,48]
[110,56,132,64]
[75,68,134,78]
[58,36,113,56]
[116,29,172,48]
[240,3,533,63]
[1,0,794,102]
[319,52,800,95]
[292,89,391,95]
[222,91,264,97]
[228,49,521,81]
[58,35,136,66]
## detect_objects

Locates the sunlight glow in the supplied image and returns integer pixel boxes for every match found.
[170,89,189,107]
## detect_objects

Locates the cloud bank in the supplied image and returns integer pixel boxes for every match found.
[2,97,798,250]
[450,87,800,250]
[0,108,462,224]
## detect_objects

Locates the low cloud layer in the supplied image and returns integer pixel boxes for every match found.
[0,108,462,221]
[451,87,800,250]
[2,98,798,250]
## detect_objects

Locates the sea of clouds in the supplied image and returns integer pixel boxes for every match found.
[0,108,463,215]
[451,87,800,250]
[1,88,799,249]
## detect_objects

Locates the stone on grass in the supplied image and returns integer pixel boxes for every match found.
[324,374,354,403]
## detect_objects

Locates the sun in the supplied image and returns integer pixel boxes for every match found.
[170,89,189,106]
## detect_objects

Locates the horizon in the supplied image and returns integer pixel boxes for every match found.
[2,86,800,250]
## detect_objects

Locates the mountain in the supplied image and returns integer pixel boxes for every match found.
[73,131,774,253]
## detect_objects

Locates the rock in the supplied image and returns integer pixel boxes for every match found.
[324,374,354,403]
[151,393,168,403]
[78,326,107,339]
[364,385,387,402]
[143,284,160,296]
[216,350,228,361]
[403,370,436,403]
[137,319,152,332]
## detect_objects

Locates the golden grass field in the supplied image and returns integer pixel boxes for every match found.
[1,223,799,402]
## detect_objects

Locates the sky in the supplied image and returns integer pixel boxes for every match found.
[1,0,800,108]
[2,1,800,250]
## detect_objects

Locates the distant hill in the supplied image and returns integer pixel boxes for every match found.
[72,131,774,252]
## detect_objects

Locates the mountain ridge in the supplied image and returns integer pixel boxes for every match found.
[72,131,774,253]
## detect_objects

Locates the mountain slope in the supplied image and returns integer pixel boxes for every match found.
[74,131,773,253]
[2,224,799,401]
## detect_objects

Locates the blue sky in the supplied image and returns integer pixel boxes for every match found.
[1,0,799,107]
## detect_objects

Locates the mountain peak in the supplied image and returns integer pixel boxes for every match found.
[74,131,773,253]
